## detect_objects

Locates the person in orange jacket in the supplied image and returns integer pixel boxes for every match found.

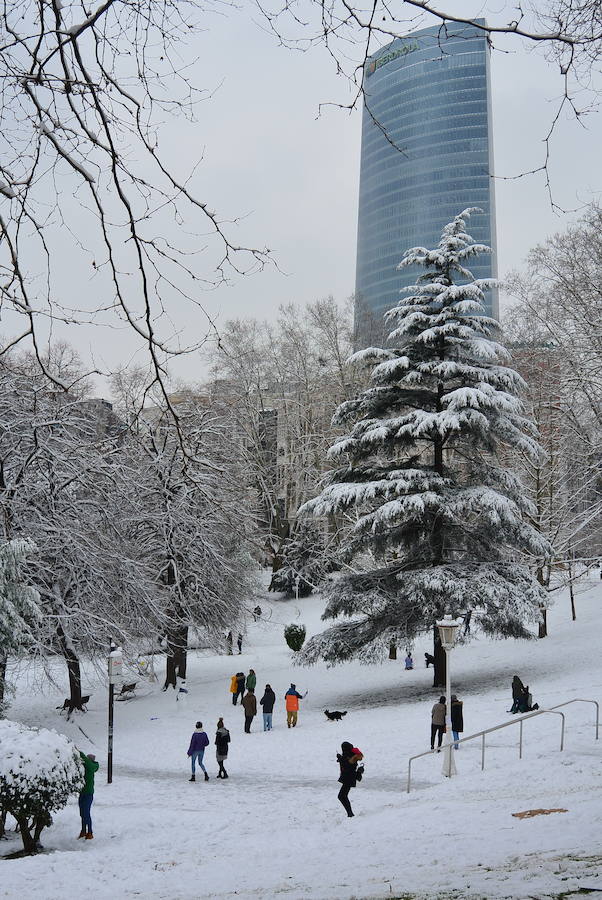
[284,683,306,728]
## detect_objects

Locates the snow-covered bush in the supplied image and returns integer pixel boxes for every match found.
[284,624,307,652]
[0,720,83,854]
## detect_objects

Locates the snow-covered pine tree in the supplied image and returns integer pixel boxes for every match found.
[299,209,551,686]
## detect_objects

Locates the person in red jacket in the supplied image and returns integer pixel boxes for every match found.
[284,683,306,728]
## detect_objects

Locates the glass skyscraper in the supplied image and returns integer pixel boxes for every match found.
[355,21,498,345]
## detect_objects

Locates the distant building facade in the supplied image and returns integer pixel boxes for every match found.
[355,21,498,346]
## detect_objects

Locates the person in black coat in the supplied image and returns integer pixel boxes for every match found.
[233,672,245,705]
[215,718,231,778]
[510,675,526,713]
[336,741,363,818]
[260,684,276,731]
[451,694,463,749]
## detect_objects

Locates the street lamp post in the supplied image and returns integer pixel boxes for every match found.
[436,614,462,778]
[107,643,123,784]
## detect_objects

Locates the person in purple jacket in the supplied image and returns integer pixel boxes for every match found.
[187,721,210,782]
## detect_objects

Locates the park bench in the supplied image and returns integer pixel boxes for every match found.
[116,681,137,700]
[56,694,91,717]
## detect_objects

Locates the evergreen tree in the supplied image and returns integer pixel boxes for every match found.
[269,522,337,598]
[300,209,551,685]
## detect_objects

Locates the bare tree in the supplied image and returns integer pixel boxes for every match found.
[0,0,271,412]
[123,394,257,689]
[255,0,602,202]
[207,297,362,556]
[504,207,602,628]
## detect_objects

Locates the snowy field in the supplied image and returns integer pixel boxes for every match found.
[1,574,601,900]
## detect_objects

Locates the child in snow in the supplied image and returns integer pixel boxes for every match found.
[404,653,414,670]
[78,751,99,840]
[215,718,231,778]
[424,652,435,668]
[187,721,210,782]
[336,742,364,818]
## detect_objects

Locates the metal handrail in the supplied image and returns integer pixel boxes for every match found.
[547,698,599,740]
[407,708,565,793]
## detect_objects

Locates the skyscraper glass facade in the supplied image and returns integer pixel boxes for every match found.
[355,21,498,345]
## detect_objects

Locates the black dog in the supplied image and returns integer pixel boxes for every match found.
[324,709,347,721]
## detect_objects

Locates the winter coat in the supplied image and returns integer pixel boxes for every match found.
[242,692,257,716]
[451,700,464,732]
[79,751,99,795]
[431,702,446,726]
[512,677,526,700]
[246,672,257,691]
[215,727,230,757]
[260,688,276,714]
[230,675,238,694]
[236,674,245,693]
[285,688,302,711]
[337,748,363,787]
[188,729,210,755]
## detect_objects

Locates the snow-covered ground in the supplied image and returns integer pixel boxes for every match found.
[2,574,601,899]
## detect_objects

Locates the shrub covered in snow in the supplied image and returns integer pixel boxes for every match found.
[0,719,83,854]
[284,624,307,652]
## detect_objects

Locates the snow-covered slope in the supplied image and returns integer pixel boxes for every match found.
[2,574,601,899]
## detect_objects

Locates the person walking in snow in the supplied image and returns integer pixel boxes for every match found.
[237,633,243,654]
[246,668,257,692]
[450,695,464,749]
[336,741,364,818]
[187,721,210,781]
[430,696,446,750]
[215,718,230,778]
[78,751,99,840]
[510,675,526,714]
[260,684,276,731]
[242,688,257,733]
[226,631,233,655]
[231,671,245,705]
[285,683,306,728]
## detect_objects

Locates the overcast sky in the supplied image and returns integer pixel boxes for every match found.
[13,0,602,391]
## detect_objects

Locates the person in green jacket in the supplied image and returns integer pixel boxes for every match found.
[246,669,256,692]
[78,751,99,840]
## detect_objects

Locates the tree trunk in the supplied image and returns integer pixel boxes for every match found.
[14,814,37,855]
[57,624,83,712]
[0,654,7,707]
[163,624,188,689]
[536,564,549,638]
[433,625,446,688]
[538,607,548,639]
[0,808,7,840]
[567,556,576,621]
[388,642,397,660]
